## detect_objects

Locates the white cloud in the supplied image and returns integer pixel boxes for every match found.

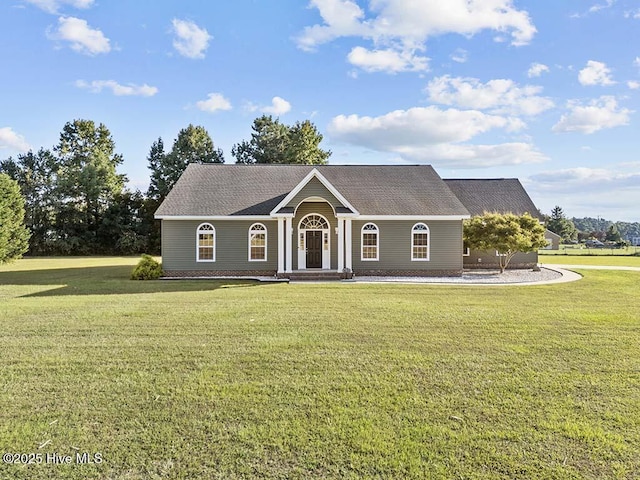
[634,57,640,68]
[327,106,545,168]
[196,93,232,113]
[23,0,94,14]
[527,62,549,78]
[347,46,428,73]
[552,96,632,134]
[299,0,536,48]
[425,75,554,116]
[530,167,640,193]
[624,9,640,18]
[296,0,368,52]
[450,48,468,64]
[0,127,31,152]
[48,16,110,55]
[297,0,535,75]
[578,60,615,86]
[628,80,640,90]
[171,19,211,59]
[75,80,158,96]
[572,0,615,18]
[262,96,292,115]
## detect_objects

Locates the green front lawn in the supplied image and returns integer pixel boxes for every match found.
[1,258,639,479]
[540,254,640,267]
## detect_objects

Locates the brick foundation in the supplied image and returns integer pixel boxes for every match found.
[353,269,463,277]
[163,270,277,278]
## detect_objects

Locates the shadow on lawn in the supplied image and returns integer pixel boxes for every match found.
[0,265,269,298]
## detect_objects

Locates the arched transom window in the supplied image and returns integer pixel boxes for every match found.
[197,223,215,262]
[299,214,329,230]
[248,223,267,261]
[361,223,379,261]
[411,223,430,261]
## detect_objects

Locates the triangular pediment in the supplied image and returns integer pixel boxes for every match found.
[270,168,359,216]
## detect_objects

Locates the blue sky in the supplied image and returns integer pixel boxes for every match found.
[1,0,639,221]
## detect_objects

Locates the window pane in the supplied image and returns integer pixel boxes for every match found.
[362,246,377,259]
[413,233,428,246]
[199,233,214,247]
[412,246,427,259]
[363,233,377,247]
[250,246,265,260]
[199,247,213,260]
[250,233,265,247]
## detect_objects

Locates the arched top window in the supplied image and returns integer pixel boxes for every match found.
[361,223,379,261]
[249,223,267,261]
[197,223,215,262]
[299,214,329,230]
[411,223,430,261]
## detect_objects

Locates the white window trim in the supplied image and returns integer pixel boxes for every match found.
[361,223,379,261]
[495,250,507,257]
[411,223,430,262]
[248,223,268,262]
[196,223,216,263]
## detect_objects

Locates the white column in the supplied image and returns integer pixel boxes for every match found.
[345,218,353,270]
[285,216,293,273]
[337,218,344,272]
[277,217,285,274]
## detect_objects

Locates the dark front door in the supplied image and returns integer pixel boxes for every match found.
[306,231,322,268]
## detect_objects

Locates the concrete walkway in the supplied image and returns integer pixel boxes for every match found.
[351,266,582,286]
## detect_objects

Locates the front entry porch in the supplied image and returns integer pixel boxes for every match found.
[275,204,355,277]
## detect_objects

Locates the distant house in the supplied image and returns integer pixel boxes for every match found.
[155,165,542,279]
[443,179,544,269]
[544,230,562,250]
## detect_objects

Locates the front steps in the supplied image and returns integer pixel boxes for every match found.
[287,271,345,281]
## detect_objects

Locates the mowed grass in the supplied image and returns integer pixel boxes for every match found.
[540,253,640,267]
[1,258,639,479]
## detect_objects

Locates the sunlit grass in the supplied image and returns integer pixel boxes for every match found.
[540,254,640,267]
[1,257,639,479]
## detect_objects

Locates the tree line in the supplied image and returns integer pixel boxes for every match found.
[0,116,330,259]
[545,206,639,245]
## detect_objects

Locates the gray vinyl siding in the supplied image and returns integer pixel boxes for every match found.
[286,177,343,210]
[161,219,277,271]
[292,202,337,270]
[352,220,463,271]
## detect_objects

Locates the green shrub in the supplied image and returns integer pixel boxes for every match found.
[131,254,163,280]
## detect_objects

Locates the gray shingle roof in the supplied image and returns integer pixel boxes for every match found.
[155,164,470,217]
[443,179,542,219]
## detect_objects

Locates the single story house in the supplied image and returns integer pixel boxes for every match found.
[155,165,542,279]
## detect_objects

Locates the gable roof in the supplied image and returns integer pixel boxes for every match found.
[155,164,470,218]
[443,179,542,219]
[271,168,359,216]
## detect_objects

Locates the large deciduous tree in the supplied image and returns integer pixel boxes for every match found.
[0,173,31,263]
[464,212,547,273]
[54,119,127,253]
[147,125,224,201]
[232,115,330,164]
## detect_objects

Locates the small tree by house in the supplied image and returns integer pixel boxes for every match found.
[464,212,547,273]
